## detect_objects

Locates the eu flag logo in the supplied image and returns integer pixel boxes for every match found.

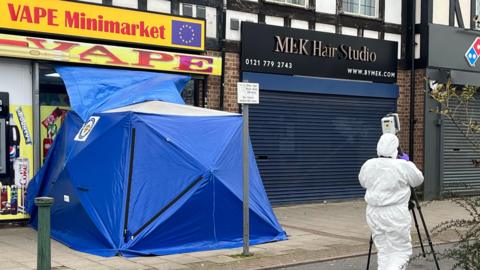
[172,21,202,48]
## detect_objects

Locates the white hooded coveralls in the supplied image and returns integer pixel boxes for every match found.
[358,134,424,270]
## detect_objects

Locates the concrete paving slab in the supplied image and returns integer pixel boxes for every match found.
[0,200,471,269]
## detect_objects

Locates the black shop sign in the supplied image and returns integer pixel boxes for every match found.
[241,22,398,83]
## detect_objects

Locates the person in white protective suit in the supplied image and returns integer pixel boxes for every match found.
[358,133,424,270]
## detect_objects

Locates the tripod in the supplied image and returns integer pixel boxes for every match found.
[366,187,440,270]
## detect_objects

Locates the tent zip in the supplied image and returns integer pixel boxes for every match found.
[123,128,136,242]
[129,175,204,240]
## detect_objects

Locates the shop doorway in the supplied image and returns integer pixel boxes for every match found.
[39,64,69,164]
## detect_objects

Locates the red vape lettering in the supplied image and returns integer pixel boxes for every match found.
[133,50,175,67]
[79,45,128,65]
[26,37,79,52]
[177,55,213,73]
[7,4,58,26]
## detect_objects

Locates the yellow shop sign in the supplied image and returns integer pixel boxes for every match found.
[0,0,205,51]
[0,33,221,76]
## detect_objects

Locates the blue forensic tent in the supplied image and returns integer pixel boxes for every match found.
[54,66,190,121]
[26,67,286,257]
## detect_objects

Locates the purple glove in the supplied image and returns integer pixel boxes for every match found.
[398,152,409,161]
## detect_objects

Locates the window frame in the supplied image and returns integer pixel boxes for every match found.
[196,5,206,19]
[341,0,380,19]
[264,0,309,9]
[180,3,193,17]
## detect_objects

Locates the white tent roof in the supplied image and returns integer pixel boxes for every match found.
[104,101,238,116]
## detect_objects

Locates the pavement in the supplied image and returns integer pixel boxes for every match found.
[0,199,468,270]
[279,243,455,269]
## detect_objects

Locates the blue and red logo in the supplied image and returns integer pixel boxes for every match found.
[465,37,480,66]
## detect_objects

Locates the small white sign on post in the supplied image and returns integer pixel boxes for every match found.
[237,82,259,104]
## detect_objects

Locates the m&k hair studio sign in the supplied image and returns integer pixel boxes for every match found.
[0,0,205,51]
[241,22,398,83]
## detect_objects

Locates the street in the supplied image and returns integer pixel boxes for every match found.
[277,244,455,270]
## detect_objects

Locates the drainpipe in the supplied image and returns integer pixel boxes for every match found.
[32,62,40,174]
[219,0,227,111]
[409,1,416,162]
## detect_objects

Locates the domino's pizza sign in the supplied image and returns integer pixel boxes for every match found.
[465,37,480,67]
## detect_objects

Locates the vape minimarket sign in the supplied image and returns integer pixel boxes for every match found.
[0,33,221,75]
[0,0,205,51]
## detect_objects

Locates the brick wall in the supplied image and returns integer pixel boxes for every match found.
[205,51,240,112]
[223,52,240,112]
[396,69,426,170]
[205,50,221,110]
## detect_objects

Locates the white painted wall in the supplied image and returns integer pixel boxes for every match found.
[291,19,309,30]
[416,0,421,24]
[341,27,357,36]
[315,23,336,33]
[385,0,402,24]
[147,0,171,13]
[265,16,284,27]
[364,30,379,39]
[415,0,421,23]
[205,7,217,38]
[384,33,401,59]
[112,0,138,9]
[459,0,471,28]
[315,0,336,14]
[415,34,421,59]
[432,0,450,25]
[226,10,258,41]
[0,59,32,105]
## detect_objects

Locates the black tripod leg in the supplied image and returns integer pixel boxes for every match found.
[367,235,373,270]
[411,188,441,270]
[410,206,426,257]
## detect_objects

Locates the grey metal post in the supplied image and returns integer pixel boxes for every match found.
[242,103,250,256]
[35,197,54,270]
[32,62,40,173]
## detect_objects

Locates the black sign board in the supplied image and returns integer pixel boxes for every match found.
[241,22,398,83]
[428,24,480,73]
[0,92,9,119]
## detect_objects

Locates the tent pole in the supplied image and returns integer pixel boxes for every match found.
[242,104,250,256]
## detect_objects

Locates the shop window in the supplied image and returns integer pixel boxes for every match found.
[181,3,193,17]
[264,0,308,9]
[197,6,206,19]
[342,0,378,18]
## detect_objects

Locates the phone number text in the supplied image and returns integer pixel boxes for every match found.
[244,59,293,69]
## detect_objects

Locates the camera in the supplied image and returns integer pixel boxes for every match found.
[474,15,480,29]
[381,113,400,135]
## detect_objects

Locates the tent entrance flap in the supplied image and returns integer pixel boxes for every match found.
[130,175,204,240]
[124,128,137,242]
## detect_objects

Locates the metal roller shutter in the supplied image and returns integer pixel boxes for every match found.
[442,97,480,195]
[250,90,397,205]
